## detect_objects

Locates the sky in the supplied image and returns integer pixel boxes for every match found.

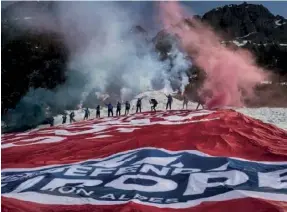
[1,1,286,35]
[2,1,286,18]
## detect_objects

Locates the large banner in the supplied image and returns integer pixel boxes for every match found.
[2,110,287,211]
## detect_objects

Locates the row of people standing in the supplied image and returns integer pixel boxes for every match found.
[104,94,174,117]
[106,101,131,117]
[61,94,175,123]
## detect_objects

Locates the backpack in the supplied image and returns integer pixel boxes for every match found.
[151,99,158,105]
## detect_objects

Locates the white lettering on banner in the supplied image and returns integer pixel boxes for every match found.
[100,194,116,200]
[170,162,184,168]
[134,193,148,200]
[258,169,287,189]
[183,170,249,195]
[98,193,180,204]
[2,167,67,182]
[76,188,94,196]
[58,186,76,194]
[171,168,201,175]
[12,176,45,193]
[2,147,287,208]
[140,164,170,176]
[119,194,129,200]
[64,166,92,177]
[41,178,102,192]
[50,186,95,196]
[105,174,178,192]
[90,168,116,177]
[149,197,164,203]
[2,173,31,182]
[166,198,179,203]
[115,165,140,176]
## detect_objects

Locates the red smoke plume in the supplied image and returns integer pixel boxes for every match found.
[159,2,269,109]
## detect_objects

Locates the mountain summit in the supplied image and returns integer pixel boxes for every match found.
[202,2,287,43]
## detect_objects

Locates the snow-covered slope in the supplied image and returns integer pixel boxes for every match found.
[49,90,287,131]
[236,107,287,130]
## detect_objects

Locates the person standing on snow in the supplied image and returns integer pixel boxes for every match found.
[96,105,101,118]
[165,94,173,110]
[83,108,90,120]
[136,98,143,113]
[195,90,208,110]
[150,98,158,112]
[196,97,205,110]
[69,111,76,123]
[105,103,114,117]
[62,113,67,124]
[48,117,54,127]
[116,102,122,116]
[125,101,130,115]
[183,94,189,109]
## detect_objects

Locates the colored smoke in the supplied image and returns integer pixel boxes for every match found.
[159,2,269,108]
[3,2,192,131]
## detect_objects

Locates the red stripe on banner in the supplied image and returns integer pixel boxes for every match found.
[2,110,287,169]
[2,196,287,212]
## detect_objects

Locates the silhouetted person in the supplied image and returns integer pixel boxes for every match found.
[196,98,204,110]
[49,117,54,127]
[136,98,143,113]
[125,101,130,115]
[166,94,173,110]
[106,103,113,117]
[69,112,76,123]
[83,108,90,120]
[150,98,158,112]
[62,114,67,124]
[196,90,209,110]
[183,95,189,109]
[96,105,101,118]
[116,102,121,116]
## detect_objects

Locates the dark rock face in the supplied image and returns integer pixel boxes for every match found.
[1,1,67,115]
[1,31,68,114]
[202,2,287,43]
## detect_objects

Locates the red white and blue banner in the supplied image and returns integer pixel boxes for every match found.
[1,109,287,211]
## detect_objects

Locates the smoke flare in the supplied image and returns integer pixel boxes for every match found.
[159,1,269,109]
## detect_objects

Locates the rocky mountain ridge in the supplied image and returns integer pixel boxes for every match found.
[201,2,287,43]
